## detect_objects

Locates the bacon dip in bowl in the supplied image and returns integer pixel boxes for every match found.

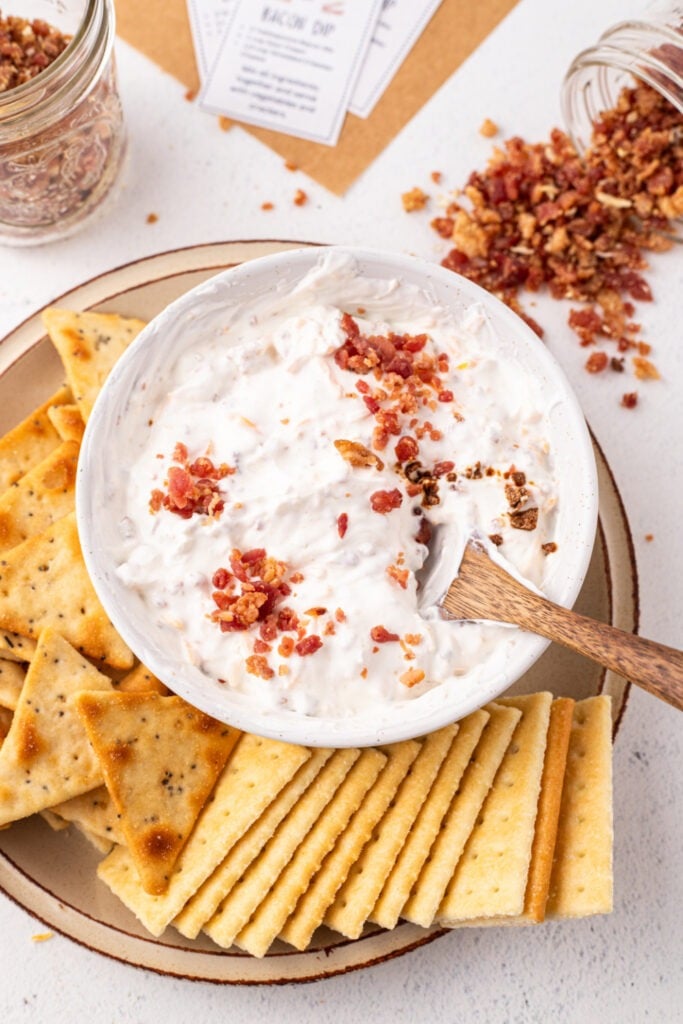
[77,247,598,747]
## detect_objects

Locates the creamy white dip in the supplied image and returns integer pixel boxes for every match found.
[115,255,559,717]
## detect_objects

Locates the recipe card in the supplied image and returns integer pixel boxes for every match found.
[186,0,237,80]
[200,0,384,146]
[349,0,444,119]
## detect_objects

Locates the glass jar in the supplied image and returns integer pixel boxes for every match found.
[562,4,683,153]
[0,0,126,245]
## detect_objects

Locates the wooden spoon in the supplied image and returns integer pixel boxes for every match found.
[443,542,683,712]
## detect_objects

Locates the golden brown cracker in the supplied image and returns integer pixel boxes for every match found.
[115,662,169,695]
[202,747,361,949]
[174,748,334,939]
[370,709,489,931]
[0,628,111,826]
[75,691,240,894]
[437,693,552,925]
[0,512,133,670]
[0,440,79,553]
[42,308,146,422]
[0,385,71,491]
[97,734,310,936]
[282,738,422,949]
[546,695,613,918]
[233,748,387,957]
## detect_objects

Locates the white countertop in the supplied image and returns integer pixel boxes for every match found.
[1,0,681,1020]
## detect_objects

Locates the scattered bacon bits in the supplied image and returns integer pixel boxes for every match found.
[542,541,558,555]
[425,80,683,392]
[644,533,654,542]
[400,667,426,688]
[585,351,609,373]
[295,635,323,656]
[431,171,443,185]
[335,608,346,623]
[370,488,403,514]
[621,391,639,409]
[246,654,274,680]
[149,442,233,520]
[146,212,159,224]
[633,356,661,380]
[337,512,349,538]
[284,160,298,171]
[290,571,304,584]
[395,435,419,463]
[611,357,625,372]
[0,14,69,92]
[185,88,197,102]
[510,507,539,531]
[261,201,274,211]
[479,118,499,138]
[334,438,384,471]
[370,625,400,643]
[293,188,308,206]
[489,533,503,546]
[360,667,368,679]
[402,187,429,212]
[387,564,409,589]
[278,636,295,657]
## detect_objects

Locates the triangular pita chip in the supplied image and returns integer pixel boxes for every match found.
[42,308,146,422]
[0,385,71,491]
[47,403,85,443]
[75,691,241,894]
[0,440,79,554]
[0,628,112,826]
[0,512,133,670]
[0,659,25,710]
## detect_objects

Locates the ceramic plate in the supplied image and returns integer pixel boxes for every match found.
[0,241,636,985]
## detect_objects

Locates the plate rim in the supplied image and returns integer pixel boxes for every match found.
[0,240,637,984]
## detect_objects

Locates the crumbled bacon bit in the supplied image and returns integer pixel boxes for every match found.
[335,608,346,623]
[431,171,443,184]
[218,115,231,131]
[585,351,609,373]
[253,639,272,654]
[489,533,504,546]
[290,572,304,584]
[400,668,426,688]
[611,357,625,372]
[146,213,159,224]
[387,564,409,589]
[278,636,295,657]
[337,512,349,538]
[644,533,654,542]
[334,439,384,470]
[395,436,419,463]
[370,625,400,643]
[293,189,308,206]
[427,80,683,392]
[150,443,233,519]
[510,507,539,531]
[404,633,423,645]
[542,541,558,555]
[633,356,660,380]
[360,667,368,679]
[621,391,638,408]
[370,489,403,514]
[245,655,274,680]
[284,160,298,171]
[402,187,429,212]
[295,635,323,657]
[479,118,499,138]
[210,548,293,634]
[261,201,274,211]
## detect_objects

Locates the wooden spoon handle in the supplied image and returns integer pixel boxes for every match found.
[499,591,683,712]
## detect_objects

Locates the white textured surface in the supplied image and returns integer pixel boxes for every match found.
[1,0,682,1019]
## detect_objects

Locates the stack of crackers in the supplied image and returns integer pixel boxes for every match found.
[0,308,614,957]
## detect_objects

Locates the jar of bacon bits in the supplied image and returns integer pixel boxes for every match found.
[0,0,125,245]
[562,5,683,154]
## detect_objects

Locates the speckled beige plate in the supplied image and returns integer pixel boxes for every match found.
[0,241,636,985]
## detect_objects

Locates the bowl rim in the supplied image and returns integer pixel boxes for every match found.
[77,244,599,747]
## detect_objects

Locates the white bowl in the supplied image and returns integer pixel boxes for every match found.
[77,246,598,748]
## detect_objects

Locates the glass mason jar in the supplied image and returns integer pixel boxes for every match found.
[562,4,683,153]
[0,0,126,245]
